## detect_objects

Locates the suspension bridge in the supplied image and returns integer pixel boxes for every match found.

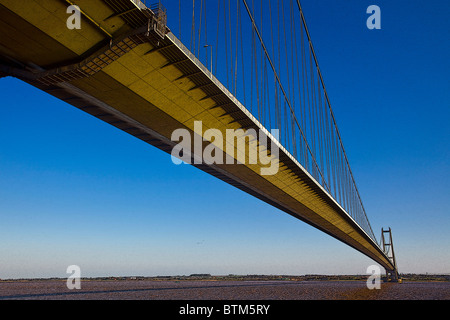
[0,0,399,281]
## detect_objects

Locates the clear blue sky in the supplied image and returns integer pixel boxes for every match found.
[0,0,449,279]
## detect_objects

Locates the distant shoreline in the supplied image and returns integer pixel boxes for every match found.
[1,274,449,282]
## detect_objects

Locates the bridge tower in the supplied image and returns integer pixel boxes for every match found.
[381,228,400,282]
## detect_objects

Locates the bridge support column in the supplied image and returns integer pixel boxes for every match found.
[385,269,400,283]
[382,228,401,283]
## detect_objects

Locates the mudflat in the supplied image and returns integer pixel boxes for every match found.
[0,280,449,300]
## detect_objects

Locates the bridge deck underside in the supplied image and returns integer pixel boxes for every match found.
[0,0,394,271]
